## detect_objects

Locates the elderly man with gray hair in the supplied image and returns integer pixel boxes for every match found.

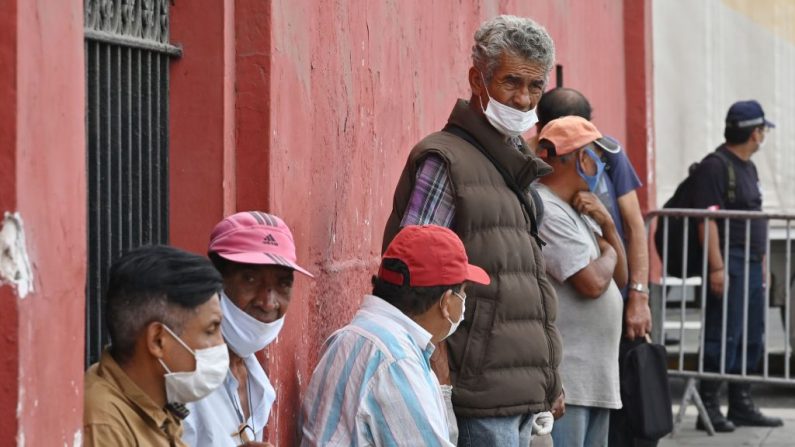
[383,15,563,445]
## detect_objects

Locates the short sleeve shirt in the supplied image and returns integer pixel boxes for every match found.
[536,184,623,409]
[593,148,642,243]
[690,145,766,256]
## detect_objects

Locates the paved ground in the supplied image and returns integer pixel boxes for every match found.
[659,380,795,447]
[531,302,795,446]
[530,379,795,446]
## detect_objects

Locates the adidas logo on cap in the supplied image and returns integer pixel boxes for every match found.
[263,234,278,246]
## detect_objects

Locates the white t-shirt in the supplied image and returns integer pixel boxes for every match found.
[537,184,623,409]
[183,354,275,446]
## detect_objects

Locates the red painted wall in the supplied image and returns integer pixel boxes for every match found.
[0,0,19,443]
[168,1,650,444]
[170,0,237,252]
[0,0,86,445]
[256,1,635,444]
[624,0,656,214]
[0,1,654,444]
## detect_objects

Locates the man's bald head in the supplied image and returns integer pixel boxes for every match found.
[537,87,592,128]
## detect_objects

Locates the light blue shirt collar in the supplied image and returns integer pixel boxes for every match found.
[360,294,434,353]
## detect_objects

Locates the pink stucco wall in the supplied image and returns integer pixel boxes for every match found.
[0,1,650,445]
[261,1,631,444]
[0,0,86,445]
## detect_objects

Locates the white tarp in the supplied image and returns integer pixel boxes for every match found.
[653,0,795,213]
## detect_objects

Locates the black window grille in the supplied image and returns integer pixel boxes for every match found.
[84,0,181,367]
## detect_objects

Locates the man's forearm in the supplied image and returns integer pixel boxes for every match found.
[570,245,617,299]
[699,220,723,271]
[602,222,628,289]
[622,207,649,287]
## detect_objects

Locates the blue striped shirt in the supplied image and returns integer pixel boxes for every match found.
[300,295,454,447]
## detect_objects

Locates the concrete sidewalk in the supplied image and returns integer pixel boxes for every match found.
[531,381,795,446]
[659,380,795,447]
[660,405,794,446]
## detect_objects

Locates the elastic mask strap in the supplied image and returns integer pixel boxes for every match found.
[161,324,195,354]
[478,72,491,112]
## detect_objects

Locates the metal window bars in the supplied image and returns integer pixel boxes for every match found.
[84,0,181,367]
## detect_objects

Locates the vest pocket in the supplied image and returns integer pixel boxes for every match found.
[456,297,496,387]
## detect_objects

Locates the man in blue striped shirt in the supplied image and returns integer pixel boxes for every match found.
[300,225,491,446]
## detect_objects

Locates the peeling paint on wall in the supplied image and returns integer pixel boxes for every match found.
[0,212,34,298]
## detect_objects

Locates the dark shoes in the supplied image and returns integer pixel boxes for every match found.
[695,381,784,432]
[727,383,784,427]
[696,380,735,433]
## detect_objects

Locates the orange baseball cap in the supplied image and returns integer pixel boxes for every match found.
[537,116,620,158]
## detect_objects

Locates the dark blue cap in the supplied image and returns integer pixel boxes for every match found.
[725,100,775,128]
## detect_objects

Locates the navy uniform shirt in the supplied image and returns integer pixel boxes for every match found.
[690,145,765,257]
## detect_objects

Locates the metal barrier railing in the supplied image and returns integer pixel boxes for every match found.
[647,208,795,435]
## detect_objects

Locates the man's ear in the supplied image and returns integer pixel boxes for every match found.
[468,66,484,97]
[146,321,167,359]
[438,289,454,320]
[756,127,766,143]
[578,148,592,169]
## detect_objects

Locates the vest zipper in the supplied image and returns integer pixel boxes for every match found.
[534,239,557,405]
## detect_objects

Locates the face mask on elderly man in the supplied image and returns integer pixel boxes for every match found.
[479,72,539,137]
[220,292,285,357]
[576,147,606,192]
[442,290,466,340]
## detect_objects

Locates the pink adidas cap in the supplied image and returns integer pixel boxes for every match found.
[208,211,314,277]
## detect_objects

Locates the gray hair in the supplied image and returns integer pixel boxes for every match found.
[472,15,555,82]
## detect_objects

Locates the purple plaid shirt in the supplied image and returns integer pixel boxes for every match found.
[401,155,455,228]
[401,137,529,228]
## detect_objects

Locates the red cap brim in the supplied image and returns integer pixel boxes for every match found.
[466,264,491,285]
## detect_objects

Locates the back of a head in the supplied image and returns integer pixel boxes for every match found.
[105,245,223,363]
[537,87,592,128]
[472,15,555,82]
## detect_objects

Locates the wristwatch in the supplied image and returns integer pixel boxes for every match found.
[629,282,649,295]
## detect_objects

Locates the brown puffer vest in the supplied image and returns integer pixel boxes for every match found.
[382,99,563,417]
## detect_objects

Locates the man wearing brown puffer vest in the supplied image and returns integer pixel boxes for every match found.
[383,14,564,446]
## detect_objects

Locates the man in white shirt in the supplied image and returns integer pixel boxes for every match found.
[300,225,517,446]
[183,211,314,446]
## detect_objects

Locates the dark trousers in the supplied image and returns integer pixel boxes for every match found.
[703,250,765,375]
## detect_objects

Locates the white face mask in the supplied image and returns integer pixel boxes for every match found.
[220,292,285,358]
[442,291,466,340]
[158,324,229,404]
[479,72,539,137]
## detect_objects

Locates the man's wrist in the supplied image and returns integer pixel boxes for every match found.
[628,281,649,295]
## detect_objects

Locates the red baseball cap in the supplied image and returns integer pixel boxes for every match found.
[208,211,313,277]
[379,225,490,287]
